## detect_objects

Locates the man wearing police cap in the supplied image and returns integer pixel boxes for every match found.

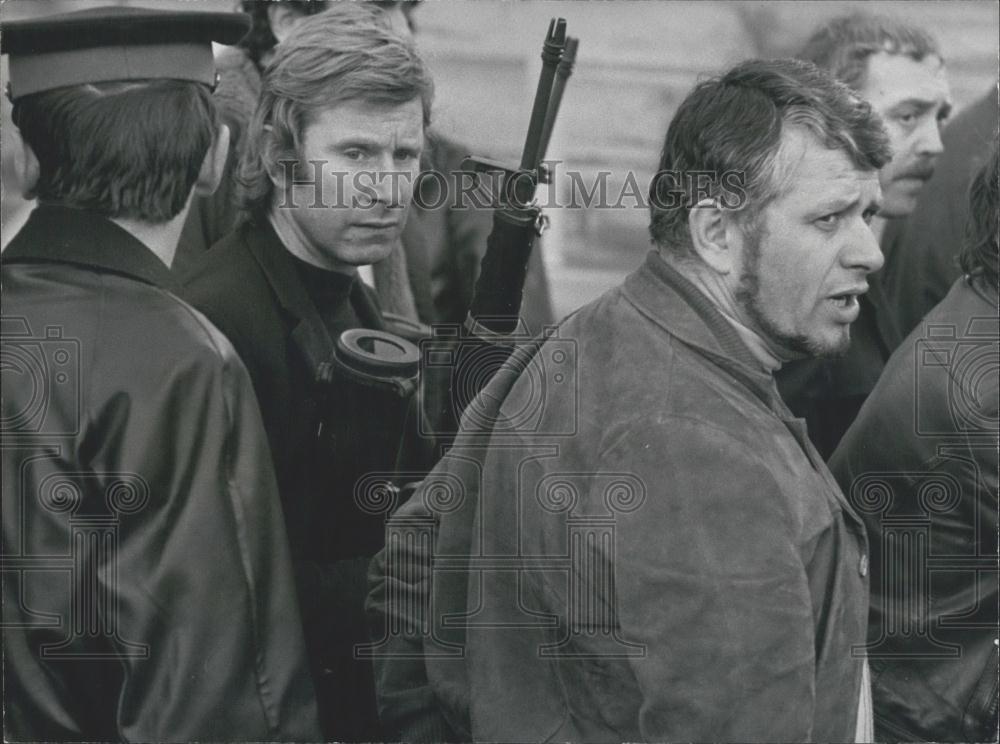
[1,6,320,740]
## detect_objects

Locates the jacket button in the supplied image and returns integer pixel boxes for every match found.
[859,554,868,577]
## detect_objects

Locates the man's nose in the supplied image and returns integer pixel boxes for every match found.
[915,115,945,157]
[370,156,411,208]
[843,220,885,275]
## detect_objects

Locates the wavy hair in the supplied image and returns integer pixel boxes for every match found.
[649,58,891,254]
[961,140,999,288]
[236,2,433,222]
[798,13,941,91]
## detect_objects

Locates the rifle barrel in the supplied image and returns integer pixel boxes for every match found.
[536,36,578,167]
[519,18,566,172]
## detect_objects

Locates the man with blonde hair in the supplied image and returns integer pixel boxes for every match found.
[182,6,434,739]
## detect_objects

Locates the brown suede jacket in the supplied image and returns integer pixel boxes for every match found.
[369,250,871,742]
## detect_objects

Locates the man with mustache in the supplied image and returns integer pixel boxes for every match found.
[181,6,434,740]
[880,87,999,339]
[777,13,952,457]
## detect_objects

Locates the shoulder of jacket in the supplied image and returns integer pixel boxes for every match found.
[182,231,266,302]
[172,299,248,372]
[179,233,284,360]
[41,275,244,397]
[125,279,246,368]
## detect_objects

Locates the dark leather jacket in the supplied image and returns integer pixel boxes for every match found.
[830,274,999,742]
[1,206,320,741]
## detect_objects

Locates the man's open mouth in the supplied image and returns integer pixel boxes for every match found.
[828,286,867,309]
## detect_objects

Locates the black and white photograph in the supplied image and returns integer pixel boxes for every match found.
[1,0,997,741]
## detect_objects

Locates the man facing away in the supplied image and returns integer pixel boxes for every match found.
[776,13,953,459]
[181,5,435,740]
[368,58,891,742]
[1,6,319,740]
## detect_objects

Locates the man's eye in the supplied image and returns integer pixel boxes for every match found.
[894,112,917,126]
[862,209,878,225]
[816,213,840,228]
[395,150,419,162]
[344,149,366,161]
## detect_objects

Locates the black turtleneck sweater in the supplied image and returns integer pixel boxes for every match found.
[289,254,365,341]
[182,223,435,742]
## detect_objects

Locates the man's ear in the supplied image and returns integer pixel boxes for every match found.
[687,197,737,275]
[13,131,40,200]
[267,3,306,44]
[193,123,231,197]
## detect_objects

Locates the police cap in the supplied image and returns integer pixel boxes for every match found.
[2,5,250,99]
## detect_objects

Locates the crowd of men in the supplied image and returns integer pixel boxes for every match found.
[1,2,996,742]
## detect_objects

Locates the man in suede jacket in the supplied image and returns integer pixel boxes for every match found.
[368,59,891,742]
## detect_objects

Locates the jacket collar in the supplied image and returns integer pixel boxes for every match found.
[622,251,785,411]
[969,271,999,309]
[241,220,384,371]
[622,251,859,510]
[3,205,174,288]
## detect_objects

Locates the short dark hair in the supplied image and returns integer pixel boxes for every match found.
[237,2,433,222]
[961,140,999,289]
[238,1,418,69]
[798,13,942,91]
[12,80,218,223]
[239,0,332,68]
[649,58,891,253]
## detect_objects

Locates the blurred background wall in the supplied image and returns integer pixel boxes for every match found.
[2,0,997,319]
